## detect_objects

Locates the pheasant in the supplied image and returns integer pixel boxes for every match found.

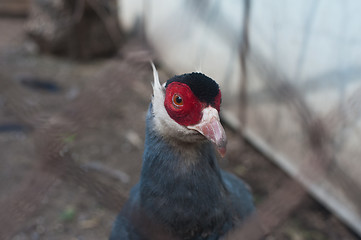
[110,64,254,240]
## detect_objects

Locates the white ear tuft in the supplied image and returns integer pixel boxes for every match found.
[150,62,165,114]
[150,61,162,96]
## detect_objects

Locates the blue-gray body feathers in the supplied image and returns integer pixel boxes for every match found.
[110,106,254,240]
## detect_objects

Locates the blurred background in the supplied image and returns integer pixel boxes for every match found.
[1,0,361,239]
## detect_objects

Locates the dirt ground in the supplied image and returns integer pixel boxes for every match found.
[0,17,360,240]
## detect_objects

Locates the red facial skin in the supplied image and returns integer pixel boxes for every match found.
[164,82,221,126]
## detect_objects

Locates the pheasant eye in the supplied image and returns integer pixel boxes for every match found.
[172,94,184,107]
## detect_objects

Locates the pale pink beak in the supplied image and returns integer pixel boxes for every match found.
[187,106,227,157]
